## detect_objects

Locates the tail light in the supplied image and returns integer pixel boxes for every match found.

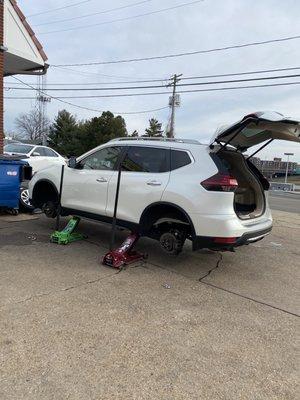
[201,173,238,192]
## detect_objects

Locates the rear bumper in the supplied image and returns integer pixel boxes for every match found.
[192,226,272,251]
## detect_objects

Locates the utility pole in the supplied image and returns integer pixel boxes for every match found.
[167,74,182,138]
[36,74,50,146]
[284,152,294,184]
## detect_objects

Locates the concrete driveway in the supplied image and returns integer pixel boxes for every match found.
[0,211,299,400]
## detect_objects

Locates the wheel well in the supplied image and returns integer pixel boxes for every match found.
[32,180,59,208]
[139,203,195,237]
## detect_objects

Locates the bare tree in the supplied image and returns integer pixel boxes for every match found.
[4,130,22,140]
[15,109,49,141]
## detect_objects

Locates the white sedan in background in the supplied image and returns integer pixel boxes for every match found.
[4,143,66,210]
[4,143,65,173]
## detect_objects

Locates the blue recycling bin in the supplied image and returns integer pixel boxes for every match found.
[0,156,31,210]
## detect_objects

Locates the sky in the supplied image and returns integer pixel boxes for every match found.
[4,0,300,162]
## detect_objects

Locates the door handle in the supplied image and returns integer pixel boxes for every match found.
[147,180,162,186]
[96,177,108,183]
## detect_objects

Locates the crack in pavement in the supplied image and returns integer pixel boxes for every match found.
[0,271,119,309]
[198,253,223,281]
[145,259,300,318]
[1,254,299,318]
[201,281,300,318]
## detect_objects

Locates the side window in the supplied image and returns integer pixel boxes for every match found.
[122,147,169,173]
[44,148,58,157]
[171,150,192,170]
[79,147,121,170]
[34,147,46,156]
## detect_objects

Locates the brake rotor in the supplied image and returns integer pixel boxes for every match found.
[159,230,185,256]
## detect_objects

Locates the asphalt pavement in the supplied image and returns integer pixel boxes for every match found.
[0,210,299,399]
[269,191,300,213]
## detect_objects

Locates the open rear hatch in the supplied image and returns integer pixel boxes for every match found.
[210,111,300,152]
[210,111,300,220]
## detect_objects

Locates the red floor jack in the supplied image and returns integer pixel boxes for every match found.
[102,152,146,269]
[102,232,147,269]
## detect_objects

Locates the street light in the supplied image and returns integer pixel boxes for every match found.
[284,152,294,184]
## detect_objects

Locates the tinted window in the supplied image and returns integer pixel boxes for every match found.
[44,148,58,157]
[122,147,169,173]
[171,150,191,170]
[79,147,121,170]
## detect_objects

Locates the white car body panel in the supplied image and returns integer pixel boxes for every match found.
[62,168,114,215]
[28,154,65,173]
[107,170,170,222]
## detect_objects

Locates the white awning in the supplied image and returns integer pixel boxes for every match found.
[3,0,48,76]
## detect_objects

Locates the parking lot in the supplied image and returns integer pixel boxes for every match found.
[0,206,299,400]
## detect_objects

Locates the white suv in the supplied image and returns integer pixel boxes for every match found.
[28,112,300,254]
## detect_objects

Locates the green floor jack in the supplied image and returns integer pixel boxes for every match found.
[51,216,86,245]
[50,165,86,245]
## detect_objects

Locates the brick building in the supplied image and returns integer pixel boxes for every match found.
[250,156,298,178]
[0,0,47,153]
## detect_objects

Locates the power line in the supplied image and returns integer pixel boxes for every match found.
[28,0,93,18]
[6,81,300,100]
[5,78,168,86]
[39,0,204,34]
[34,0,153,26]
[180,66,300,81]
[10,77,169,115]
[5,66,300,87]
[51,65,144,80]
[5,73,300,91]
[53,34,300,66]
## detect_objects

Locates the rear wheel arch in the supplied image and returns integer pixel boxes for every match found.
[139,202,196,237]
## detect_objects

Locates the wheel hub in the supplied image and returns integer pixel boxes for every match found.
[159,230,186,255]
[20,189,31,206]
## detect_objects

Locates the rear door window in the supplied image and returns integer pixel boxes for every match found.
[171,150,191,170]
[35,147,47,156]
[122,146,169,173]
[44,148,58,157]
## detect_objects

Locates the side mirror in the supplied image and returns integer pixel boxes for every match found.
[32,152,41,157]
[68,156,77,169]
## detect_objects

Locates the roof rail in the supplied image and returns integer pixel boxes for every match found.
[109,137,202,145]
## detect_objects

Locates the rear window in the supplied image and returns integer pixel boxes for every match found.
[122,146,169,173]
[171,150,191,170]
[4,144,34,154]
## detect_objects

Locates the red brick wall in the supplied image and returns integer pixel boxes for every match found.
[0,0,4,154]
